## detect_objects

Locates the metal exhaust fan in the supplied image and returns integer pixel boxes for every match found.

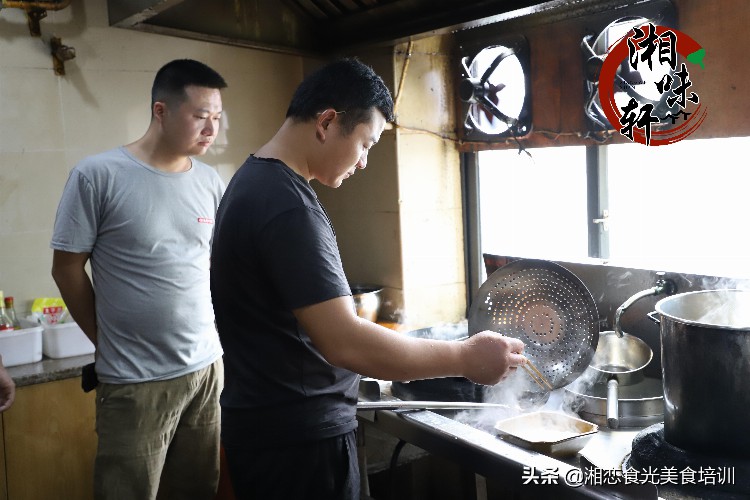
[582,15,677,131]
[459,36,531,141]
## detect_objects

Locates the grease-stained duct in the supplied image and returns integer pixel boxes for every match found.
[1,0,72,36]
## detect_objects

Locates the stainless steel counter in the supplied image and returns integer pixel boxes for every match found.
[358,381,658,499]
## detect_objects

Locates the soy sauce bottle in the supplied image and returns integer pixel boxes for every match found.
[4,295,21,330]
[0,291,15,332]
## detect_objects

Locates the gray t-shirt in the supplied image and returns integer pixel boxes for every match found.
[51,146,224,383]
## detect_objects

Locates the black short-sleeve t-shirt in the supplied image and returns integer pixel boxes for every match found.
[211,156,358,448]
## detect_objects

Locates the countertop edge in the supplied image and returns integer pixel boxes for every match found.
[6,354,95,387]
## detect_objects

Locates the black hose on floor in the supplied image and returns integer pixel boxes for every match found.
[389,439,408,500]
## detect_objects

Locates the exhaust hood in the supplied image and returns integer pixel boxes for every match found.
[106,0,558,56]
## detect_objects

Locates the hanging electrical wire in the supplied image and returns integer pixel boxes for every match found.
[393,40,413,120]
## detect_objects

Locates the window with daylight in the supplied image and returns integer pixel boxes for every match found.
[605,136,750,278]
[477,146,588,268]
[472,136,750,285]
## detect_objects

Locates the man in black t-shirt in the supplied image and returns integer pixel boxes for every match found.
[210,58,527,500]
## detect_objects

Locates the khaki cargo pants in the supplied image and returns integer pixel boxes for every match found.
[93,358,223,500]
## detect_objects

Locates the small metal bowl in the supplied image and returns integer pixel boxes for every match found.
[350,284,382,322]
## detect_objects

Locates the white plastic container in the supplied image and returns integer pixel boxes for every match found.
[42,322,95,358]
[0,323,43,367]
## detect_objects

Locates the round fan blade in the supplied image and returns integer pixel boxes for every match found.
[479,48,515,84]
[479,95,517,126]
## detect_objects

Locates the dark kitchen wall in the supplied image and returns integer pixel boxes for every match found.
[311,0,750,328]
[462,0,750,375]
[457,0,750,151]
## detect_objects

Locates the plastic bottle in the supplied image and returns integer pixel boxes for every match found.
[4,295,21,330]
[0,291,15,332]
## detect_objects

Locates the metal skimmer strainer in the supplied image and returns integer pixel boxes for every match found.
[468,259,599,390]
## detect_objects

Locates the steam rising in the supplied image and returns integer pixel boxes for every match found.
[444,272,750,437]
[425,320,469,340]
[658,289,750,328]
[451,367,591,433]
[448,349,614,436]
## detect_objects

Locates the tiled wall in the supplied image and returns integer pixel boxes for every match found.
[0,0,303,313]
[0,3,467,328]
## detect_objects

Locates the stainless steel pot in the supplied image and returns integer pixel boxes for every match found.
[654,289,750,457]
[350,284,382,322]
[585,330,652,429]
[582,280,666,430]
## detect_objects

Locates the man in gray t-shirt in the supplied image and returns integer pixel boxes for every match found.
[51,59,227,500]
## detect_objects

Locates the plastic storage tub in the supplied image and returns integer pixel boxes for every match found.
[42,322,95,358]
[0,322,43,367]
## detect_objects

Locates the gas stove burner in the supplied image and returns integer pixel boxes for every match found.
[390,377,550,410]
[564,377,663,428]
[626,423,750,498]
[391,377,485,403]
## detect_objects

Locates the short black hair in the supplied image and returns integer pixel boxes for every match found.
[151,59,228,107]
[286,58,394,134]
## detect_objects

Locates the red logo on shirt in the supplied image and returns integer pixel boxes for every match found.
[197,217,214,224]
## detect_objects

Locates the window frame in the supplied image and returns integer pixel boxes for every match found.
[462,145,606,301]
[463,138,750,303]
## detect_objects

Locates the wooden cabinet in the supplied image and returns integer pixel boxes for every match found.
[1,377,96,500]
[0,413,6,500]
[0,376,233,499]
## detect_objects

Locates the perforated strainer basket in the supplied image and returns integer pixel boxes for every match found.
[468,259,599,390]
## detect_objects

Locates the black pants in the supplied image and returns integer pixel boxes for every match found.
[224,430,360,500]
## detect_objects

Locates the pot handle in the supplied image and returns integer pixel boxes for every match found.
[614,276,676,337]
[606,378,620,429]
[647,311,661,324]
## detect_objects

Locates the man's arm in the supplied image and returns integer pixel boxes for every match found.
[51,250,98,346]
[0,355,16,412]
[293,296,526,385]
